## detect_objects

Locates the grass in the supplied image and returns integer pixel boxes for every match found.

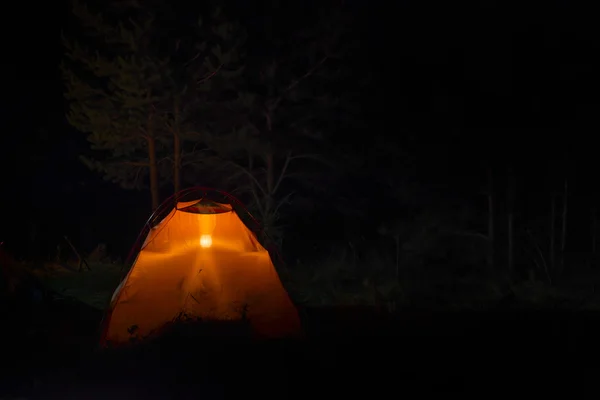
[6,240,600,395]
[30,262,125,310]
[21,258,600,313]
[5,271,600,397]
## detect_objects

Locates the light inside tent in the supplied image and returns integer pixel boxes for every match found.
[200,234,212,248]
[198,214,217,248]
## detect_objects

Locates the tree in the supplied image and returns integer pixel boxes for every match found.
[62,1,177,210]
[158,6,247,196]
[190,5,362,244]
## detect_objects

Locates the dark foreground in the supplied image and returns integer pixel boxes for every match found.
[2,295,600,399]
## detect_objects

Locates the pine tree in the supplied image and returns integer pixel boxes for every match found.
[156,5,246,196]
[194,5,361,243]
[62,0,171,210]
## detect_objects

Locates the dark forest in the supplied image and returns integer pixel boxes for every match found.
[1,0,600,396]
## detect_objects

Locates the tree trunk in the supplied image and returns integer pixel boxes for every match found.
[559,177,568,275]
[147,114,159,211]
[507,165,515,276]
[173,99,181,196]
[592,207,597,256]
[591,206,597,268]
[550,192,556,274]
[265,151,274,215]
[173,133,181,195]
[487,166,495,271]
[508,211,514,276]
[264,110,274,217]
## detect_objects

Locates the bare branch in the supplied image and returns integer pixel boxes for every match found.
[197,63,224,86]
[273,190,295,216]
[272,152,292,195]
[180,148,212,167]
[133,166,143,188]
[247,150,256,202]
[285,56,328,93]
[185,52,202,67]
[158,157,173,165]
[264,110,273,132]
[189,140,208,155]
[250,188,266,218]
[272,153,328,194]
[121,161,149,167]
[268,56,329,112]
[227,161,268,198]
[274,171,311,182]
[180,140,199,161]
[233,181,266,218]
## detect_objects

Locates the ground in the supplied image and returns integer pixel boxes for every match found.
[30,262,124,310]
[3,263,600,397]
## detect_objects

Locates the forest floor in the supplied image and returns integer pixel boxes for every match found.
[3,300,600,398]
[3,263,600,397]
[26,261,600,312]
[29,262,124,310]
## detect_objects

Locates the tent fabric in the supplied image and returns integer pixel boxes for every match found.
[178,200,233,214]
[100,200,301,345]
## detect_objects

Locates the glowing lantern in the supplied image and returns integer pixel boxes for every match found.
[198,214,217,248]
[200,234,212,248]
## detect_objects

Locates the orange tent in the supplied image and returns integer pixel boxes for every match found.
[100,198,301,346]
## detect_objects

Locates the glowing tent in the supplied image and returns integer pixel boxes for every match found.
[99,194,301,346]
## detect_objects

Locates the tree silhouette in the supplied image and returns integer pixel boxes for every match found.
[158,6,246,195]
[62,0,172,210]
[63,1,247,207]
[190,6,361,243]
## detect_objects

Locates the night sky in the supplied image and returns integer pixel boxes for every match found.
[1,1,599,261]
